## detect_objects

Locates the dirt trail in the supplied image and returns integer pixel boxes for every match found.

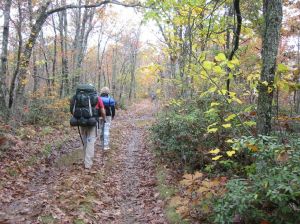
[0,99,166,223]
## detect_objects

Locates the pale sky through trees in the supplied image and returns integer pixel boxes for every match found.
[82,4,160,50]
[0,1,160,52]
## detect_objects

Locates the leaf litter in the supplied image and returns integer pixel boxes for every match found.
[0,100,166,223]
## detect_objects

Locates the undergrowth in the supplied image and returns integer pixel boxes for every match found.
[151,97,300,223]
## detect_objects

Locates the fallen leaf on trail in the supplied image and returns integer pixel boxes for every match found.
[276,151,289,162]
[197,186,209,194]
[176,205,189,218]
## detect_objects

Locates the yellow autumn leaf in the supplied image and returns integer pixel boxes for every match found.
[226,150,236,157]
[203,61,214,70]
[217,35,226,45]
[224,114,236,122]
[268,87,273,93]
[212,155,223,161]
[21,78,29,85]
[215,53,227,62]
[222,123,232,128]
[227,61,235,69]
[209,148,220,154]
[247,144,258,152]
[213,65,224,75]
[200,70,208,79]
[225,139,234,143]
[210,102,220,107]
[208,86,217,93]
[231,57,240,65]
[233,98,243,104]
[207,127,218,133]
[262,81,268,86]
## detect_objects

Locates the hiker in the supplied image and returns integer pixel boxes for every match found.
[150,92,156,102]
[99,87,115,151]
[70,84,106,169]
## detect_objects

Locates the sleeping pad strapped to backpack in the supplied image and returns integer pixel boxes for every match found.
[70,84,99,127]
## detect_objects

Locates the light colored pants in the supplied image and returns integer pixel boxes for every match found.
[80,126,97,168]
[99,116,112,148]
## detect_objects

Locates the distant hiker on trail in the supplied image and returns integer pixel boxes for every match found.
[150,91,156,102]
[100,87,116,151]
[70,84,106,169]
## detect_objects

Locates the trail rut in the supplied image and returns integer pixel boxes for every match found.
[0,100,166,223]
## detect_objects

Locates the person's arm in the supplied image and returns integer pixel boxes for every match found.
[70,96,75,114]
[100,108,106,120]
[111,105,115,119]
[110,97,116,119]
[97,96,106,121]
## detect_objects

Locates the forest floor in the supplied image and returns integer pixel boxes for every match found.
[0,99,167,224]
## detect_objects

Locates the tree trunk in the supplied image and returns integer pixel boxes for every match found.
[12,1,52,116]
[9,0,137,116]
[96,31,109,90]
[58,0,70,97]
[32,51,39,93]
[226,0,242,93]
[51,15,57,90]
[40,30,51,94]
[129,30,140,101]
[62,3,69,96]
[295,32,300,113]
[9,0,23,109]
[0,0,12,116]
[256,0,283,135]
[111,46,117,96]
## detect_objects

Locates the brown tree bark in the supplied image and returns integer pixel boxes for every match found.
[0,0,12,116]
[9,0,23,109]
[12,1,52,116]
[256,0,283,135]
[58,0,70,97]
[129,29,140,101]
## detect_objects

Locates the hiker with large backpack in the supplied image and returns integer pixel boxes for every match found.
[70,84,106,169]
[99,87,115,151]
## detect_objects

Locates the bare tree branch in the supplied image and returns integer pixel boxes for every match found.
[47,0,142,15]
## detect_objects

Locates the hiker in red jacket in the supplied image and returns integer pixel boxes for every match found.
[70,84,105,169]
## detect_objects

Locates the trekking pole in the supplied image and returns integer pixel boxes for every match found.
[77,126,84,146]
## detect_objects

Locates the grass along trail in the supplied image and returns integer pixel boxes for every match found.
[0,99,166,223]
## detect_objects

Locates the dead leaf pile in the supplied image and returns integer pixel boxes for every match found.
[169,171,227,222]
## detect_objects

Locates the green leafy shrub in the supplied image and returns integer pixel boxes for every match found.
[213,135,300,224]
[25,94,69,125]
[151,96,246,169]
